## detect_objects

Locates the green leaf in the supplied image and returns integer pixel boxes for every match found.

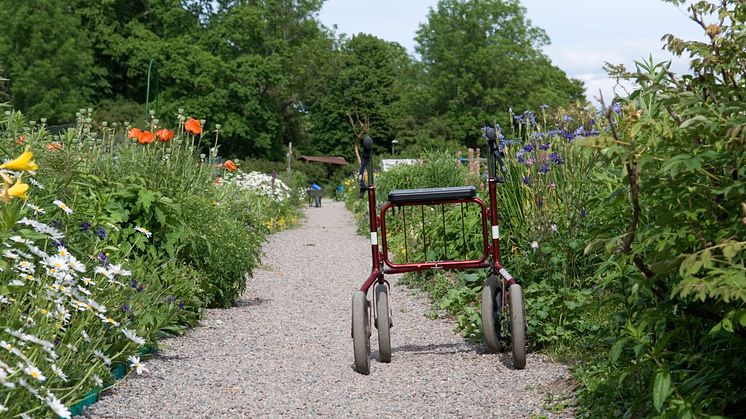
[154,207,166,226]
[653,369,672,412]
[609,338,626,362]
[137,189,156,211]
[722,318,733,333]
[739,311,746,328]
[679,115,709,129]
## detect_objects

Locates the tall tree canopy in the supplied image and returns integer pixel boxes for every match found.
[413,0,585,146]
[0,0,584,160]
[0,0,105,121]
[305,33,411,159]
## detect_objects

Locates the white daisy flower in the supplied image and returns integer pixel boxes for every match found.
[9,235,32,245]
[18,378,38,397]
[17,218,63,239]
[108,264,132,276]
[128,355,148,375]
[9,280,24,286]
[122,328,145,346]
[134,226,152,238]
[93,350,111,366]
[23,364,46,382]
[27,178,45,189]
[53,199,73,214]
[531,241,539,250]
[2,250,18,260]
[15,260,35,273]
[93,374,103,387]
[51,365,68,382]
[98,314,120,327]
[67,258,86,273]
[45,254,69,271]
[87,299,106,313]
[81,330,90,342]
[0,402,8,412]
[0,295,9,304]
[27,203,45,214]
[46,392,71,419]
[550,224,558,232]
[0,369,15,388]
[81,277,95,286]
[94,266,113,279]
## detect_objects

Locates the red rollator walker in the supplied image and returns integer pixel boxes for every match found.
[351,130,527,375]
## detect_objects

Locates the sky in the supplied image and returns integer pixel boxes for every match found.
[317,0,706,105]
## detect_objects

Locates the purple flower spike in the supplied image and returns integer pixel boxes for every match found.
[95,227,107,239]
[522,176,531,185]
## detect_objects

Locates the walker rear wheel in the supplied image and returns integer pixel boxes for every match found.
[351,290,370,374]
[481,275,503,353]
[508,283,527,369]
[375,283,392,363]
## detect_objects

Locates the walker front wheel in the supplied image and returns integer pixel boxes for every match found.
[481,275,503,353]
[508,283,527,369]
[351,290,370,374]
[375,283,392,363]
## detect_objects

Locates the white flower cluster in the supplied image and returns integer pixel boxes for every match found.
[0,201,147,417]
[225,170,291,201]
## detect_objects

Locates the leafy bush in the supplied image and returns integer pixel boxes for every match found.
[574,1,746,415]
[0,109,298,416]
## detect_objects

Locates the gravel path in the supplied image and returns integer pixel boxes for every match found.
[86,201,573,418]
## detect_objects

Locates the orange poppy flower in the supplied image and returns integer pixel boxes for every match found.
[156,129,174,142]
[223,160,238,172]
[128,128,142,140]
[137,130,155,144]
[15,135,27,146]
[184,118,202,135]
[47,142,62,152]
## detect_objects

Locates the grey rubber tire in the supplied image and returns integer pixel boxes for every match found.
[375,284,392,363]
[352,290,370,374]
[481,275,502,353]
[509,283,527,369]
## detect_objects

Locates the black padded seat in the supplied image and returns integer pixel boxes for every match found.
[388,186,476,204]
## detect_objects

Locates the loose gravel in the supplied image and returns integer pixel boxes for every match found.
[86,201,573,418]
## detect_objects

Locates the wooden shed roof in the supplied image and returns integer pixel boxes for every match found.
[298,155,349,165]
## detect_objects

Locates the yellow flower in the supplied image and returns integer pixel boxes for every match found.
[0,150,38,172]
[7,177,29,200]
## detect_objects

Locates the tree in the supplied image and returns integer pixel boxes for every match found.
[305,34,411,161]
[413,0,584,147]
[0,0,106,122]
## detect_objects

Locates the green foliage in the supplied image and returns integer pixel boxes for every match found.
[375,150,473,199]
[0,0,582,162]
[0,0,104,121]
[0,109,300,416]
[574,1,746,416]
[178,193,262,308]
[305,33,411,160]
[412,0,585,146]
